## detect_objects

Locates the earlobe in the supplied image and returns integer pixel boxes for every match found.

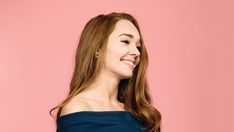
[95,49,100,58]
[95,51,99,58]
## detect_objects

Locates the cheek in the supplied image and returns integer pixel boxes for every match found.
[104,49,122,67]
[108,46,125,59]
[105,39,129,61]
[136,56,140,65]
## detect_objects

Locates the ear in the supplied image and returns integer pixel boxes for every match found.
[95,49,100,58]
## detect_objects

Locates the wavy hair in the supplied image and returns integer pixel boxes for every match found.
[50,12,161,132]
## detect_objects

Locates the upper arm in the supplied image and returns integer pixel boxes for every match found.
[60,98,92,116]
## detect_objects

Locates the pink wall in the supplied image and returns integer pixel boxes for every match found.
[0,0,233,131]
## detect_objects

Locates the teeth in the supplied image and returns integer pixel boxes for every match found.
[121,60,134,68]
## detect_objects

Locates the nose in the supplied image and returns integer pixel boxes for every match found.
[130,45,141,57]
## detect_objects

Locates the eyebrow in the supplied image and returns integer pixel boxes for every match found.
[118,33,141,45]
[119,33,134,38]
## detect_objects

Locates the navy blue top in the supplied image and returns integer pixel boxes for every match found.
[56,111,148,132]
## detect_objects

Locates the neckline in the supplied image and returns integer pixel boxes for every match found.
[58,110,131,119]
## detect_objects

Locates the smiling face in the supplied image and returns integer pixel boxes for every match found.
[101,19,142,80]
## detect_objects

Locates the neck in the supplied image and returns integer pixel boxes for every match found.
[81,72,121,104]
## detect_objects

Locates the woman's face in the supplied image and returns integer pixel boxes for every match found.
[102,19,141,80]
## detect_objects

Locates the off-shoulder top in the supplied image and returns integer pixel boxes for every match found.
[56,111,148,132]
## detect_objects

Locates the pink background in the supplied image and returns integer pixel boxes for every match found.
[0,0,233,132]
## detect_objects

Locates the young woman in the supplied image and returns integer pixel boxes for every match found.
[50,12,161,132]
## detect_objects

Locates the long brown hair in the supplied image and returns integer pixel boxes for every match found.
[50,12,161,132]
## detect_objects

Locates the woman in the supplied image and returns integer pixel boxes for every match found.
[50,12,161,132]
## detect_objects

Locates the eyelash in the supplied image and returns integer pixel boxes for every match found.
[121,40,141,51]
[121,40,130,44]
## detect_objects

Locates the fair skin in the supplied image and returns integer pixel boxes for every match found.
[60,20,141,116]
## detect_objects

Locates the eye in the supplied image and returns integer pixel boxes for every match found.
[137,46,141,51]
[121,40,130,44]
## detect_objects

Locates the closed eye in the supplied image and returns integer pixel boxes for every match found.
[121,40,130,44]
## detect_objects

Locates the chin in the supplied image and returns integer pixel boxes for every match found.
[119,72,133,79]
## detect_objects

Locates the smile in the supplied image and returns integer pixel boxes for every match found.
[121,59,135,69]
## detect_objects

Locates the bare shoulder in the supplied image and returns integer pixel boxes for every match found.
[60,97,92,116]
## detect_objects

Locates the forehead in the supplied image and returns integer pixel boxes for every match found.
[111,20,140,39]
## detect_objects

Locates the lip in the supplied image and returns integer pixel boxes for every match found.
[121,59,135,69]
[121,59,136,64]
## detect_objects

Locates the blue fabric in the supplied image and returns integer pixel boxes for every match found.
[56,111,148,132]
